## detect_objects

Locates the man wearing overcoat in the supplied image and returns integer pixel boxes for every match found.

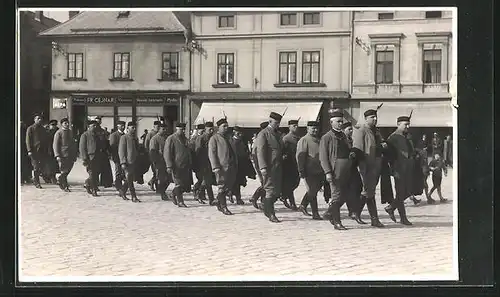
[52,118,77,192]
[255,112,284,223]
[118,121,141,202]
[109,121,126,197]
[194,122,216,205]
[94,117,113,189]
[25,112,50,189]
[46,119,60,184]
[229,125,256,205]
[79,120,99,196]
[249,121,269,209]
[281,119,301,210]
[190,123,206,203]
[144,121,160,191]
[149,123,170,201]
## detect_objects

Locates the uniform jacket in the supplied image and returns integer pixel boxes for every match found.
[319,129,352,183]
[209,132,238,186]
[194,133,213,173]
[94,125,110,155]
[296,133,323,177]
[149,132,168,167]
[189,134,201,172]
[118,133,139,165]
[230,136,256,186]
[79,130,97,162]
[26,123,50,155]
[352,124,384,161]
[255,126,284,195]
[164,133,192,171]
[144,129,158,152]
[282,132,301,188]
[387,130,417,200]
[47,128,58,157]
[109,130,125,163]
[53,129,77,160]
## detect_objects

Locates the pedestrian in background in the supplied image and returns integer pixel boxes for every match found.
[428,153,448,202]
[443,135,453,168]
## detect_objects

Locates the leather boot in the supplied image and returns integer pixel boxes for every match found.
[251,187,261,209]
[130,188,141,203]
[309,195,322,220]
[288,193,298,210]
[329,202,347,230]
[195,187,206,204]
[280,195,292,209]
[298,193,312,217]
[397,200,412,225]
[235,189,245,205]
[384,200,398,223]
[216,192,232,215]
[57,176,65,191]
[171,188,179,205]
[266,199,280,223]
[366,197,384,228]
[176,190,187,207]
[33,175,42,189]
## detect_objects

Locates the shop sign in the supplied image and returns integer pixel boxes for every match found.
[136,95,180,105]
[72,96,117,105]
[52,97,67,109]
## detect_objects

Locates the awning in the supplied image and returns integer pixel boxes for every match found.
[358,101,453,127]
[194,101,324,127]
[187,91,349,101]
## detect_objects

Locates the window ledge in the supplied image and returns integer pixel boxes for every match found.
[109,78,134,82]
[274,83,326,88]
[212,84,240,89]
[63,78,87,82]
[158,78,184,82]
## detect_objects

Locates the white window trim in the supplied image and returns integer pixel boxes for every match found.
[301,49,323,83]
[416,32,452,84]
[368,33,404,85]
[278,12,299,28]
[277,50,298,83]
[161,52,181,80]
[217,14,237,30]
[215,51,236,85]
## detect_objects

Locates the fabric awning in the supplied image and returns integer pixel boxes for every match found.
[194,101,324,127]
[358,100,453,127]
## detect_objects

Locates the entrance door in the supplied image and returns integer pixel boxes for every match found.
[71,105,86,140]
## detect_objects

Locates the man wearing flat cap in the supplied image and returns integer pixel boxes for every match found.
[249,121,269,209]
[52,118,77,192]
[45,119,60,184]
[194,122,217,205]
[109,121,126,196]
[351,108,386,228]
[118,121,141,202]
[319,111,355,230]
[255,112,284,223]
[145,121,161,192]
[25,112,50,188]
[149,123,171,201]
[281,119,301,210]
[164,122,192,207]
[190,123,206,202]
[384,115,415,225]
[208,118,238,215]
[94,116,113,190]
[296,121,324,220]
[79,120,99,196]
[230,125,256,205]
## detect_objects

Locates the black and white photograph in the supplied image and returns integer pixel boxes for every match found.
[16,7,458,282]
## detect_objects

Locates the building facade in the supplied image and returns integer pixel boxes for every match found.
[351,10,454,138]
[19,11,60,124]
[187,11,352,134]
[40,11,191,136]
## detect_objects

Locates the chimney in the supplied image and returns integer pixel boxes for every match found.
[69,11,79,19]
[34,11,43,22]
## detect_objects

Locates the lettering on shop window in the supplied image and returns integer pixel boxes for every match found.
[85,97,116,104]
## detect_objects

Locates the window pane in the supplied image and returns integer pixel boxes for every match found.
[227,65,234,83]
[376,64,383,83]
[303,64,311,82]
[313,13,320,24]
[289,64,296,83]
[303,52,311,62]
[163,53,170,63]
[69,54,75,62]
[68,70,74,78]
[76,62,82,70]
[311,64,319,82]
[218,54,225,64]
[289,53,296,63]
[218,65,226,83]
[123,54,129,61]
[227,54,234,64]
[312,52,320,62]
[424,49,441,61]
[385,64,393,83]
[279,53,287,63]
[171,53,178,66]
[76,69,83,78]
[290,14,296,25]
[76,54,83,63]
[114,54,121,62]
[68,62,74,70]
[279,64,288,82]
[228,16,234,27]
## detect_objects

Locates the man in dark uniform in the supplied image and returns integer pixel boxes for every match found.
[194,122,216,205]
[255,112,284,223]
[164,123,192,208]
[351,109,386,228]
[149,123,170,201]
[20,121,33,184]
[208,118,238,215]
[319,111,356,230]
[94,117,113,190]
[249,121,268,209]
[79,120,99,196]
[296,121,324,220]
[52,118,77,192]
[229,125,256,205]
[109,121,126,198]
[190,123,205,202]
[384,116,414,225]
[118,121,141,203]
[280,119,301,210]
[145,121,160,191]
[25,112,50,189]
[45,119,59,184]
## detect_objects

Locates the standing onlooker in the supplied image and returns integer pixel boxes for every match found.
[428,153,448,202]
[20,121,33,184]
[431,132,443,157]
[443,135,453,168]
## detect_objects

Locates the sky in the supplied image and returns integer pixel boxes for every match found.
[41,11,70,23]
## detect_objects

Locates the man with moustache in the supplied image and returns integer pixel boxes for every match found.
[164,123,192,208]
[149,123,170,201]
[229,125,256,205]
[208,118,238,215]
[296,121,324,220]
[194,122,216,205]
[79,120,99,196]
[109,121,126,197]
[52,118,77,192]
[249,121,269,209]
[280,119,301,210]
[351,109,386,228]
[190,123,206,202]
[145,121,161,192]
[118,121,141,203]
[384,116,415,225]
[255,112,284,223]
[26,112,50,189]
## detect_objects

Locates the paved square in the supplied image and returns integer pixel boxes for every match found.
[19,161,455,280]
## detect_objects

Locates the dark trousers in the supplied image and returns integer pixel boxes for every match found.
[149,163,157,184]
[323,182,331,201]
[29,153,47,184]
[155,163,170,194]
[58,157,74,187]
[199,171,215,201]
[193,171,203,192]
[123,163,137,197]
[216,182,232,207]
[85,158,99,190]
[21,153,33,183]
[113,161,125,191]
[300,174,324,215]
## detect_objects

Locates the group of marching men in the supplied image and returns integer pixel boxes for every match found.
[24,106,447,230]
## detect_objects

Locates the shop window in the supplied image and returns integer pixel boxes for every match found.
[87,106,114,132]
[303,12,320,25]
[218,15,235,28]
[302,51,320,83]
[161,52,180,80]
[217,53,235,84]
[136,106,164,141]
[278,52,297,84]
[113,52,130,79]
[280,13,297,26]
[375,50,394,84]
[67,53,84,79]
[423,49,442,83]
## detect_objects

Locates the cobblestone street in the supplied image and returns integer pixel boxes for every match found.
[19,161,456,281]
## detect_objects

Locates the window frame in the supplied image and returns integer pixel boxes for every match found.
[301,51,321,84]
[112,52,131,80]
[217,15,236,29]
[216,53,235,85]
[67,53,84,79]
[278,51,297,84]
[303,12,321,25]
[425,11,442,19]
[422,48,443,84]
[161,52,180,81]
[375,49,394,84]
[279,13,298,26]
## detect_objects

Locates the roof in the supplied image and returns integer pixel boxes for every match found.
[21,11,60,33]
[39,11,188,37]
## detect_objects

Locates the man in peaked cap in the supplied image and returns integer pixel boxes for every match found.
[45,119,60,184]
[93,116,113,190]
[190,123,206,201]
[118,121,141,202]
[52,118,77,192]
[194,121,217,205]
[25,112,50,188]
[145,120,161,192]
[351,108,387,228]
[229,125,256,205]
[109,120,127,197]
[280,119,301,211]
[249,120,270,209]
[149,123,171,201]
[384,115,415,226]
[254,112,284,223]
[79,120,99,196]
